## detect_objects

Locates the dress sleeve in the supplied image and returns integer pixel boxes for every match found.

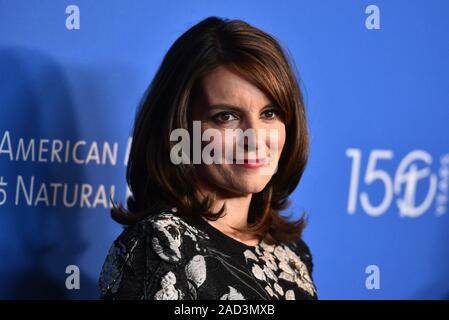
[99,220,193,300]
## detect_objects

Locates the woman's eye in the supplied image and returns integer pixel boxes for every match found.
[212,112,237,123]
[262,109,280,119]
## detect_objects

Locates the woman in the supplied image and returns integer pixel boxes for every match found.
[99,16,317,300]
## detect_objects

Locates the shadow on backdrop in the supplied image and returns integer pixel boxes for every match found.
[0,47,97,299]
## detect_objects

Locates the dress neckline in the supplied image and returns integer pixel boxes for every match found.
[194,216,262,251]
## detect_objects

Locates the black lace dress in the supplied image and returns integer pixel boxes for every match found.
[99,209,318,300]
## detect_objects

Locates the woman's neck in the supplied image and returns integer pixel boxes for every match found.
[209,193,253,230]
[195,187,260,245]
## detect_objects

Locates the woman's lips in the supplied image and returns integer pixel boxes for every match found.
[233,158,267,169]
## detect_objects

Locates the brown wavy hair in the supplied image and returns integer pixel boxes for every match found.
[111,16,310,245]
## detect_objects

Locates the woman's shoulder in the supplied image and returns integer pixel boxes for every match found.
[108,209,211,264]
[99,209,210,299]
[290,237,314,275]
[140,209,211,263]
[99,218,148,299]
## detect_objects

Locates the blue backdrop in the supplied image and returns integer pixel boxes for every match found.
[0,0,448,299]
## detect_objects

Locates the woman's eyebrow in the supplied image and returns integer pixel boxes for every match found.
[207,103,274,111]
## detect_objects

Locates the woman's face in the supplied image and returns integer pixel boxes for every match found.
[191,65,286,197]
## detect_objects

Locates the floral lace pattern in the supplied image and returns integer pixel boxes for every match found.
[243,241,316,299]
[99,209,317,300]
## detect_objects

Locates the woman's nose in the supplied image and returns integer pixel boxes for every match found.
[237,116,266,152]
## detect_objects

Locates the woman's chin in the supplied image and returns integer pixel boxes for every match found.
[231,183,268,195]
